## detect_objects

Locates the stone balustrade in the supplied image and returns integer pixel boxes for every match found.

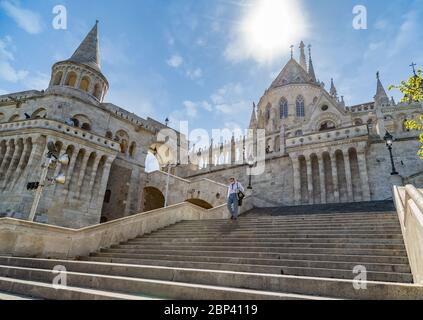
[0,119,120,152]
[287,125,369,148]
[393,184,423,284]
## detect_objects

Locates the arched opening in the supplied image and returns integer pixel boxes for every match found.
[319,120,336,132]
[79,76,90,92]
[186,198,213,209]
[9,114,19,122]
[296,95,305,117]
[335,150,348,203]
[104,189,111,203]
[105,131,113,139]
[143,187,165,212]
[295,130,303,137]
[31,108,47,119]
[53,71,63,86]
[348,148,362,201]
[274,135,280,153]
[65,72,77,87]
[354,119,363,126]
[81,123,91,131]
[71,114,91,129]
[93,83,102,100]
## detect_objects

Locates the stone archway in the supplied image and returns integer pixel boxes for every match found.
[143,187,165,212]
[186,198,213,209]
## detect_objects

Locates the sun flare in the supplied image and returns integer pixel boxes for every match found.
[226,0,308,64]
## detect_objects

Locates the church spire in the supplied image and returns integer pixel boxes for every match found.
[374,71,389,105]
[308,45,316,82]
[330,78,338,99]
[299,41,307,71]
[249,102,258,129]
[68,21,101,72]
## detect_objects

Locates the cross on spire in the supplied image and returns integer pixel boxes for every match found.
[410,62,417,76]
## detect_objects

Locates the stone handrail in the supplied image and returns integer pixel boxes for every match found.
[0,196,253,260]
[393,184,423,284]
[0,119,120,152]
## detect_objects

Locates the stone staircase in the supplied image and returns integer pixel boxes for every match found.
[0,208,423,300]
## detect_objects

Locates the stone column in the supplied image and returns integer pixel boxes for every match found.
[291,155,301,205]
[86,156,103,199]
[10,139,30,190]
[0,140,13,181]
[19,136,45,192]
[75,152,92,199]
[343,149,354,202]
[331,153,340,203]
[124,166,142,216]
[317,154,326,204]
[357,151,371,201]
[61,147,80,199]
[2,139,24,189]
[95,159,113,212]
[306,155,314,205]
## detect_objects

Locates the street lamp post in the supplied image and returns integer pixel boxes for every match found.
[27,142,70,222]
[247,155,256,190]
[383,131,399,175]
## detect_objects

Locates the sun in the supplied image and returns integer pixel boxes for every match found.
[226,0,308,64]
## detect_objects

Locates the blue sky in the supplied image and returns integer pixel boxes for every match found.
[0,0,422,137]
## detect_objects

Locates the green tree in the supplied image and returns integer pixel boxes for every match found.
[389,66,423,158]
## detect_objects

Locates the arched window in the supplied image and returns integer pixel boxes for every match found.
[104,190,111,203]
[81,123,91,131]
[129,142,136,158]
[295,130,303,137]
[296,96,305,117]
[319,121,336,131]
[80,76,90,92]
[105,131,113,139]
[354,119,363,126]
[93,83,102,100]
[280,98,288,119]
[31,108,47,119]
[53,71,63,86]
[65,72,77,87]
[9,114,19,122]
[265,103,271,122]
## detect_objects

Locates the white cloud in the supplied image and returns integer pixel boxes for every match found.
[183,100,199,118]
[224,0,309,64]
[0,37,28,83]
[0,1,43,34]
[23,72,49,90]
[186,67,203,80]
[166,54,183,68]
[389,10,418,57]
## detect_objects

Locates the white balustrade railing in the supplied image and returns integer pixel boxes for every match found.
[393,184,423,284]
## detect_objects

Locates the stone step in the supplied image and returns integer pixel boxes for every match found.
[1,257,420,300]
[101,248,410,264]
[0,276,153,300]
[0,291,37,300]
[150,227,403,235]
[179,213,397,222]
[0,264,330,300]
[115,241,406,250]
[137,233,404,241]
[127,238,405,245]
[112,244,407,256]
[83,256,413,283]
[90,252,411,273]
[168,222,401,230]
[178,219,398,227]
